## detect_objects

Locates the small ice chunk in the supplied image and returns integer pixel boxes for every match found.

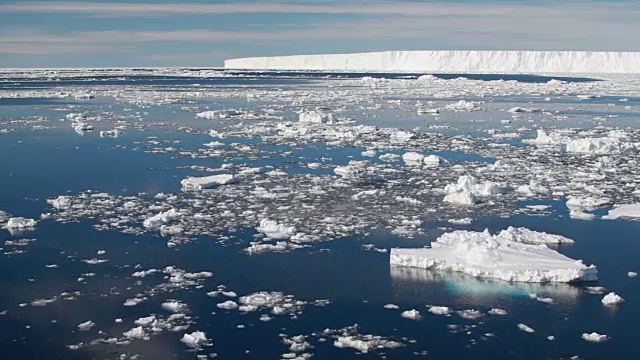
[161,301,187,313]
[582,332,609,343]
[383,304,399,310]
[123,326,146,339]
[517,323,535,333]
[488,308,508,316]
[443,191,477,206]
[445,100,482,112]
[508,107,541,113]
[457,309,483,320]
[217,300,239,310]
[77,321,95,331]
[256,219,296,240]
[142,208,182,229]
[400,309,421,320]
[427,306,452,315]
[181,331,212,349]
[299,110,335,124]
[134,315,156,326]
[5,217,37,230]
[628,272,638,278]
[601,292,625,306]
[181,174,235,191]
[99,129,121,138]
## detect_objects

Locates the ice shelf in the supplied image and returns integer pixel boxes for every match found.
[225,50,640,74]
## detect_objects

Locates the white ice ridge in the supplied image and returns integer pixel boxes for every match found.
[390,228,597,283]
[225,51,640,74]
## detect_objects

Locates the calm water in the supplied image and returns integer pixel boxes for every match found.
[1,72,638,360]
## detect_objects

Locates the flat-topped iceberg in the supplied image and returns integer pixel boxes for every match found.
[225,50,640,74]
[390,228,596,283]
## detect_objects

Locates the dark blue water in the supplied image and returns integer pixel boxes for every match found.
[0,73,638,360]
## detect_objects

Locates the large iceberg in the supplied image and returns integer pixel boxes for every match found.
[390,228,597,283]
[225,51,640,74]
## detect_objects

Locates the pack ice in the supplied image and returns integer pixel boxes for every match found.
[390,228,597,283]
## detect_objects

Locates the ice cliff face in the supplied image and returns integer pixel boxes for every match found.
[225,51,640,74]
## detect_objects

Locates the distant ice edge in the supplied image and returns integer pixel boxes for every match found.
[225,50,640,74]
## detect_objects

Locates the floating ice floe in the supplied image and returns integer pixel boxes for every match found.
[181,331,212,349]
[443,175,501,206]
[390,228,596,283]
[603,203,640,220]
[582,332,609,343]
[99,129,120,138]
[401,152,442,166]
[217,300,238,310]
[256,219,296,240]
[77,321,95,331]
[488,308,508,316]
[445,100,483,112]
[142,208,183,229]
[161,301,188,313]
[333,330,402,353]
[400,309,421,320]
[72,122,93,134]
[515,180,549,197]
[427,306,452,315]
[508,107,542,113]
[526,129,632,155]
[601,292,625,306]
[298,110,335,124]
[180,174,235,191]
[5,217,37,230]
[517,323,535,333]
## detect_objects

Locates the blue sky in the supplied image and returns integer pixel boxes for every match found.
[1,0,639,67]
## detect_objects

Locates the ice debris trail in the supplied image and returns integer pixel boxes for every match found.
[390,228,597,283]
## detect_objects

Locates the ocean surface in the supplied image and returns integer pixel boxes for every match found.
[1,71,639,360]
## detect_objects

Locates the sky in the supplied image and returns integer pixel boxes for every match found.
[1,0,639,68]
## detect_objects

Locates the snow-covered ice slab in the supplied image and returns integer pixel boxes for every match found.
[603,204,640,220]
[181,174,235,191]
[225,50,640,74]
[390,228,597,283]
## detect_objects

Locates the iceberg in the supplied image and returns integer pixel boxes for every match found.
[225,51,640,74]
[390,228,597,283]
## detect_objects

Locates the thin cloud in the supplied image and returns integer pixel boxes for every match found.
[0,1,628,17]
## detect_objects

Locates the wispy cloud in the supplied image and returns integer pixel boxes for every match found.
[1,1,639,66]
[0,1,631,17]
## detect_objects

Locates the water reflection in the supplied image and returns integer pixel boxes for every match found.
[390,265,581,307]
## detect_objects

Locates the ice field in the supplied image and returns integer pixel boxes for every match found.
[1,67,640,359]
